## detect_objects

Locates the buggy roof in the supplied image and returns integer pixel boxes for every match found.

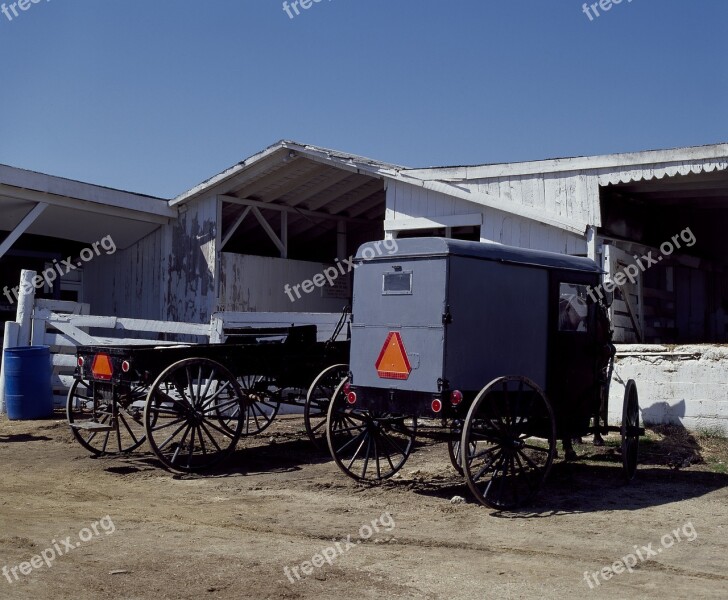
[356,237,601,274]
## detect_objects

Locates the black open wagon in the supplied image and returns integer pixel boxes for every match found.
[326,238,643,509]
[67,316,349,472]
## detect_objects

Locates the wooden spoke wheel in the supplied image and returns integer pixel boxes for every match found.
[447,421,475,476]
[462,376,556,510]
[67,379,147,455]
[621,379,640,481]
[234,375,280,437]
[304,364,349,449]
[326,380,417,482]
[144,358,244,472]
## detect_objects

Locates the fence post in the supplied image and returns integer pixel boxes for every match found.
[16,269,37,347]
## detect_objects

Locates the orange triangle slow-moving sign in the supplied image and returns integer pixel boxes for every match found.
[375,332,412,380]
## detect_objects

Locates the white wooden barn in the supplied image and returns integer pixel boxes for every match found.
[1,141,727,432]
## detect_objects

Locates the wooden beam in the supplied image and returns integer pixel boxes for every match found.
[306,176,371,211]
[281,211,288,259]
[0,202,48,258]
[0,184,174,224]
[251,207,286,257]
[219,195,370,224]
[385,213,484,233]
[221,206,251,248]
[287,169,353,207]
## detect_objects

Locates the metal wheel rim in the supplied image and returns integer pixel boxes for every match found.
[67,379,147,455]
[462,375,556,510]
[143,358,244,472]
[304,364,348,449]
[621,379,640,481]
[326,379,417,482]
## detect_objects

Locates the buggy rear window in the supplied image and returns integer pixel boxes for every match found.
[382,271,412,295]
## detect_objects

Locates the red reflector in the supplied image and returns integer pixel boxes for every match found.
[431,399,443,413]
[343,382,351,394]
[375,332,412,380]
[450,390,463,406]
[347,392,357,405]
[77,357,85,368]
[91,354,113,381]
[121,360,131,373]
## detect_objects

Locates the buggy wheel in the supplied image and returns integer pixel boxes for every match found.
[621,379,640,481]
[447,422,475,476]
[144,358,244,472]
[304,364,348,450]
[235,375,280,436]
[326,380,417,482]
[67,379,147,455]
[463,376,556,510]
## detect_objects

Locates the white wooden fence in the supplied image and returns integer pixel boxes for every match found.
[0,269,345,412]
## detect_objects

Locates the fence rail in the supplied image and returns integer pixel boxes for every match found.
[1,269,345,412]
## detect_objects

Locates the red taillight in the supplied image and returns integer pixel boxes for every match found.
[343,382,351,394]
[347,392,357,405]
[121,360,131,373]
[431,398,443,413]
[77,357,85,368]
[450,390,463,406]
[91,354,113,381]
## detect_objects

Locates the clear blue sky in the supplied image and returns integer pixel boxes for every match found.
[0,0,726,198]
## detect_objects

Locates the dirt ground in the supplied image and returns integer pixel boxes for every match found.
[0,414,726,600]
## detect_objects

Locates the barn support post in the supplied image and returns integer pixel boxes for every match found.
[16,269,37,347]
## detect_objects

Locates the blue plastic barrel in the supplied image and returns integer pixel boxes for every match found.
[3,346,54,420]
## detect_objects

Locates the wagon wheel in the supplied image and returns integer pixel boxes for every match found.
[304,364,349,450]
[232,375,280,436]
[462,376,556,510]
[446,421,476,476]
[621,379,640,481]
[326,380,417,482]
[67,379,147,455]
[144,358,245,472]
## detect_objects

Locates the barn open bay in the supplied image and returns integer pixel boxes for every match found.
[1,414,726,600]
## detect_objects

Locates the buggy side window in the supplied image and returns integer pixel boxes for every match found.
[558,283,590,332]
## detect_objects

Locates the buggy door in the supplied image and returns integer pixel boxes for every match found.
[547,273,600,437]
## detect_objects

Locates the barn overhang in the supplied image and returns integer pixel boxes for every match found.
[0,164,176,253]
[174,141,400,262]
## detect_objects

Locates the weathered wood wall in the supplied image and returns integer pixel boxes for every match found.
[218,253,350,314]
[83,227,165,320]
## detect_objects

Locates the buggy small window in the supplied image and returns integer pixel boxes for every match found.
[382,271,412,295]
[558,283,590,332]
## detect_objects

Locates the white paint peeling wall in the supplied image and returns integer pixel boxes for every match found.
[608,345,728,435]
[164,196,218,324]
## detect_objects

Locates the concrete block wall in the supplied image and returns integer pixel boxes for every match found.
[607,345,728,435]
